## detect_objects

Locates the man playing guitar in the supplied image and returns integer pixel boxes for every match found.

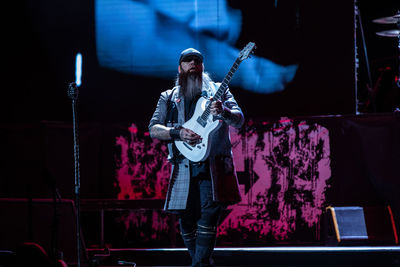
[149,47,247,267]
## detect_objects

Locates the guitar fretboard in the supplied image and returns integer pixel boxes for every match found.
[200,58,242,121]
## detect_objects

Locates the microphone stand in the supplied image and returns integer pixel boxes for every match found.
[67,82,82,267]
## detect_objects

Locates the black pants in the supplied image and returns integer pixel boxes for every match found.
[178,175,224,267]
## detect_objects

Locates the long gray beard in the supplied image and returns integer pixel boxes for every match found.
[178,72,203,101]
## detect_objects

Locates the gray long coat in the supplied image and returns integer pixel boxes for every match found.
[149,81,244,211]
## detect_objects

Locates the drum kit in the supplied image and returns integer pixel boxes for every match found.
[372,11,399,88]
[373,11,400,38]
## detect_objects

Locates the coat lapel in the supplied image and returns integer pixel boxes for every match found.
[173,86,185,125]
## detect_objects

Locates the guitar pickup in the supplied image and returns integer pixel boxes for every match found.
[196,117,207,127]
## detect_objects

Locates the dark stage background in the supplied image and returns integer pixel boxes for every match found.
[2,0,400,253]
[6,0,398,125]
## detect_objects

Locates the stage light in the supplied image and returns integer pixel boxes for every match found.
[75,53,82,87]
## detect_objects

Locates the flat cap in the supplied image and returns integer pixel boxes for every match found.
[179,48,203,64]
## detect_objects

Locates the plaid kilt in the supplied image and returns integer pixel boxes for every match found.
[164,158,191,210]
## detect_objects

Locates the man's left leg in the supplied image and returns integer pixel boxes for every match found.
[192,179,224,267]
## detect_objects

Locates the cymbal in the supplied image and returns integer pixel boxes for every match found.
[372,13,400,24]
[376,29,400,37]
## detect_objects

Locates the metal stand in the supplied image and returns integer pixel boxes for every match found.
[397,18,400,89]
[354,0,374,114]
[354,0,359,114]
[67,82,82,267]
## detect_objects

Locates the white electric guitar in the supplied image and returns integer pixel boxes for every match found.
[175,42,256,162]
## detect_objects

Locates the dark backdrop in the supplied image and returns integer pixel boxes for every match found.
[6,0,398,126]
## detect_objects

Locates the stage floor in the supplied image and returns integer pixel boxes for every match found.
[88,246,400,267]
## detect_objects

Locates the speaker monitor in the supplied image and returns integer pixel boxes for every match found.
[326,206,398,245]
[0,198,87,265]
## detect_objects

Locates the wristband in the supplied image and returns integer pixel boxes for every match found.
[169,127,181,140]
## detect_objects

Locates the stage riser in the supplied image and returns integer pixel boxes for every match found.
[88,249,400,267]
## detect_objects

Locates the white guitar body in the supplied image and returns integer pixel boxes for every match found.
[174,97,222,162]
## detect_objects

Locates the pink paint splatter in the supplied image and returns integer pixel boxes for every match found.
[115,123,170,200]
[113,120,331,243]
[219,118,331,242]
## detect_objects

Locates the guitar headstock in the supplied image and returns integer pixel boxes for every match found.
[238,42,256,62]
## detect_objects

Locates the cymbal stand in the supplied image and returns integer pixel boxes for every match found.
[397,14,400,88]
[354,0,374,113]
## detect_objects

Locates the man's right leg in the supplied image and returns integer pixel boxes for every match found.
[178,177,200,259]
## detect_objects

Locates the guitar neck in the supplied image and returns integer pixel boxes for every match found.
[213,58,242,101]
[201,58,242,120]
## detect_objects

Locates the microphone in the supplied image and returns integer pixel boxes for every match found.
[67,82,78,100]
